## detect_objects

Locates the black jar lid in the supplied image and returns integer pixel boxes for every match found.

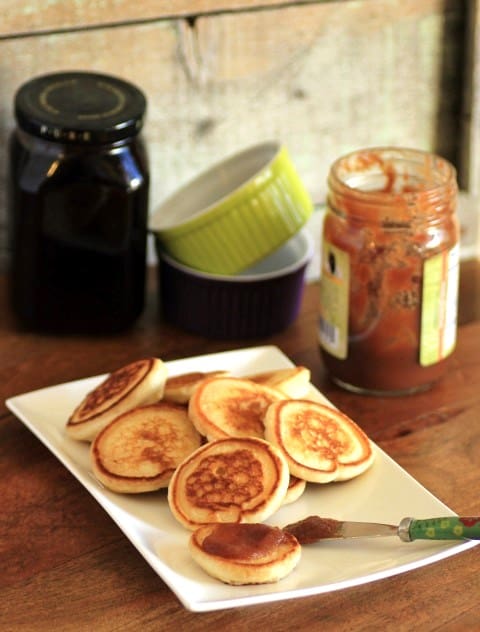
[14,71,147,144]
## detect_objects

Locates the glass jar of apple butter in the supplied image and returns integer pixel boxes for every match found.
[319,147,459,395]
[7,71,149,334]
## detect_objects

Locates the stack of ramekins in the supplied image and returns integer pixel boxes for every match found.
[149,142,314,339]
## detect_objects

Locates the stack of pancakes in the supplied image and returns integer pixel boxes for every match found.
[66,358,374,585]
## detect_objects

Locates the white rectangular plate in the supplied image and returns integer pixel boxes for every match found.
[6,345,478,612]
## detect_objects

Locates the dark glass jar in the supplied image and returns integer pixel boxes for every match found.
[319,147,459,395]
[7,71,149,334]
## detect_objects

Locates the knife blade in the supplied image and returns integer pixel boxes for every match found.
[283,515,480,544]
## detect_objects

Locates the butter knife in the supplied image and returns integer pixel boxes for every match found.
[283,515,480,544]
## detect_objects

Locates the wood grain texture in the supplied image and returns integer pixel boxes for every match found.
[0,0,330,37]
[0,0,468,271]
[0,262,479,630]
[460,0,480,197]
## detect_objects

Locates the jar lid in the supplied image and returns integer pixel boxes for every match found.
[14,71,147,144]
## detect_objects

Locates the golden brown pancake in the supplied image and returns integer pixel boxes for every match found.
[282,475,307,505]
[163,370,228,404]
[247,366,312,399]
[66,358,167,441]
[90,402,201,493]
[189,522,301,585]
[167,436,290,530]
[263,400,374,483]
[188,376,286,440]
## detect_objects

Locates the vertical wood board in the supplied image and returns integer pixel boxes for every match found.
[0,0,468,270]
[0,0,341,37]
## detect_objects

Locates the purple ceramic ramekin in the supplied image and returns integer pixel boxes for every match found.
[155,230,313,339]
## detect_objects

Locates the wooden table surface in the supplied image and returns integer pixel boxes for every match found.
[1,261,479,632]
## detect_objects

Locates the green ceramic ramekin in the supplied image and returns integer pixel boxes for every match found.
[149,142,313,274]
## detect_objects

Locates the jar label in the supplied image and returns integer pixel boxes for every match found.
[420,244,459,366]
[319,238,459,366]
[318,240,350,359]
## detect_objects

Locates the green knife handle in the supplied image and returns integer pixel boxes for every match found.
[404,517,480,541]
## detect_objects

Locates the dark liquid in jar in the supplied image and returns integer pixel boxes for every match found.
[8,133,149,333]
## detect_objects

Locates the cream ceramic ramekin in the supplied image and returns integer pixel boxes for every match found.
[149,142,313,274]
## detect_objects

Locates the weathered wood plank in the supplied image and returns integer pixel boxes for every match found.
[460,0,480,193]
[0,0,468,271]
[0,0,335,38]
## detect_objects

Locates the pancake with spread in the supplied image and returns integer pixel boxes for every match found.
[189,522,301,585]
[163,370,228,404]
[168,436,290,530]
[66,358,167,441]
[188,376,286,440]
[90,402,201,493]
[247,366,312,399]
[264,400,374,483]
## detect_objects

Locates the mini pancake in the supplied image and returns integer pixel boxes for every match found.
[188,376,286,440]
[168,436,290,530]
[247,366,312,399]
[264,400,375,483]
[189,522,301,585]
[66,358,168,442]
[90,402,201,493]
[163,370,228,404]
[282,475,307,505]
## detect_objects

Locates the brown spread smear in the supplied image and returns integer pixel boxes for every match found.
[284,516,341,544]
[202,523,289,560]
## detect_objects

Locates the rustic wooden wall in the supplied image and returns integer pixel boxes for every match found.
[0,0,471,274]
